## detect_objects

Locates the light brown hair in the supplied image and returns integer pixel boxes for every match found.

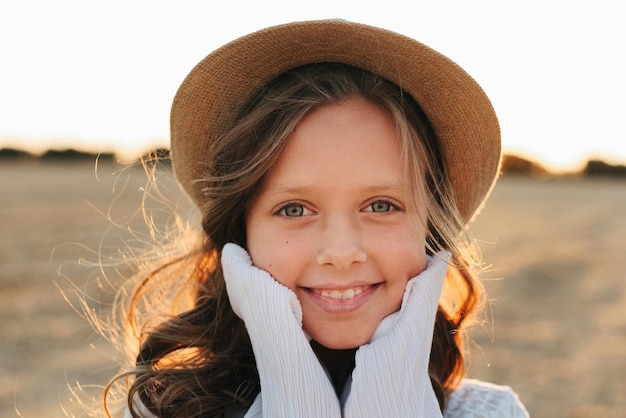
[109,63,483,417]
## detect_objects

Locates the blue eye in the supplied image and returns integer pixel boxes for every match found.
[366,200,400,213]
[370,201,392,213]
[279,204,305,217]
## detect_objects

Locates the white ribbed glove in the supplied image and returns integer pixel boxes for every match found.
[343,253,450,418]
[221,243,341,418]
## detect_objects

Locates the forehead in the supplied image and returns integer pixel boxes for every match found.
[259,98,409,193]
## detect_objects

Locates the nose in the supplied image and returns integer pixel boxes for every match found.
[315,215,367,269]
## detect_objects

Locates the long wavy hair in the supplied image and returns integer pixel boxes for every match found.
[105,63,484,417]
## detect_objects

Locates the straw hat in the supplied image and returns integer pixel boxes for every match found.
[170,19,501,225]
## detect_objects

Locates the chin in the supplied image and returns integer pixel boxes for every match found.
[308,328,374,350]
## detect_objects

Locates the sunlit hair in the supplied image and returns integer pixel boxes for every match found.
[103,63,485,417]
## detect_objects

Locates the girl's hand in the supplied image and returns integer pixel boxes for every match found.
[221,243,341,418]
[343,253,450,418]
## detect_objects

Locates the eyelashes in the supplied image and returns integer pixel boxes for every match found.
[364,199,401,214]
[274,203,313,217]
[274,199,402,218]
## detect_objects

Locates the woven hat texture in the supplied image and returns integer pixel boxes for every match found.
[170,19,501,224]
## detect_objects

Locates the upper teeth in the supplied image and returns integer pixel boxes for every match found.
[320,288,363,300]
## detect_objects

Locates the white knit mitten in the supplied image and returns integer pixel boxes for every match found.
[221,244,341,418]
[343,253,450,418]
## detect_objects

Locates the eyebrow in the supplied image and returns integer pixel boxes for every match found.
[266,182,406,195]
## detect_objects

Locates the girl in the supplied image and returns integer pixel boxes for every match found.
[108,20,528,417]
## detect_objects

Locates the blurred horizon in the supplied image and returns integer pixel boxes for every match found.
[3,142,626,179]
[1,136,625,174]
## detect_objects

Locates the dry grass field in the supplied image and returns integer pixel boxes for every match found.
[1,160,625,417]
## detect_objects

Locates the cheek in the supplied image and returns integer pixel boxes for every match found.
[382,243,427,286]
[246,222,275,270]
[374,224,426,270]
[246,225,308,290]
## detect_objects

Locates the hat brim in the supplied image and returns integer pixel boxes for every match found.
[170,19,501,224]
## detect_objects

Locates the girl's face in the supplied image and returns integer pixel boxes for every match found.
[246,98,427,349]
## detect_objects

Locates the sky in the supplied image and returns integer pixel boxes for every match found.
[1,1,624,172]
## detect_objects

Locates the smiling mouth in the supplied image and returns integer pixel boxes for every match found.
[309,285,376,301]
[302,284,380,313]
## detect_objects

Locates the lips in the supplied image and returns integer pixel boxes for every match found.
[301,283,379,314]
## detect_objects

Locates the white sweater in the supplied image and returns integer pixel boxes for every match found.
[240,378,529,417]
[126,378,528,418]
[444,379,529,417]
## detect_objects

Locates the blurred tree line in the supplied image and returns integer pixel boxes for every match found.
[1,147,625,178]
